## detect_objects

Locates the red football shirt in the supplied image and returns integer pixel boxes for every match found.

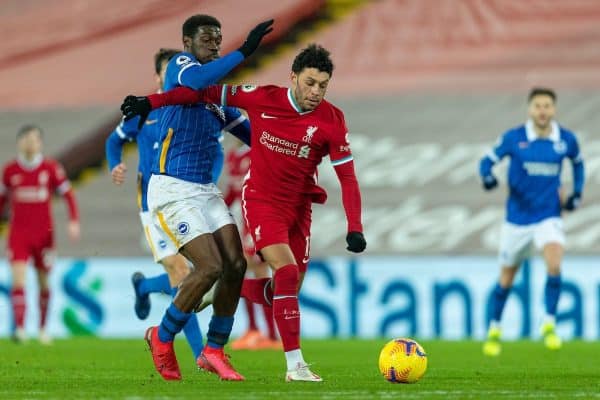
[148,84,363,232]
[204,85,353,206]
[0,156,74,234]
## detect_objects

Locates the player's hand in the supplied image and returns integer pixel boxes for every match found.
[482,175,498,191]
[68,220,81,242]
[111,163,127,185]
[563,192,582,211]
[238,19,274,58]
[346,231,366,253]
[121,95,151,129]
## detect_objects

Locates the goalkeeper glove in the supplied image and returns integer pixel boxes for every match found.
[237,19,274,58]
[346,231,366,253]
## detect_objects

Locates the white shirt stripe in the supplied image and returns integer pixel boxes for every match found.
[57,181,71,195]
[222,115,246,132]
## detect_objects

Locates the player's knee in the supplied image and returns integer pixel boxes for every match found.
[273,264,299,296]
[223,255,247,282]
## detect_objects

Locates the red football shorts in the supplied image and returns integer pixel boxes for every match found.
[242,197,312,273]
[7,228,55,271]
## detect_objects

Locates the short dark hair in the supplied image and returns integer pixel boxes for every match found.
[182,14,221,38]
[17,124,42,139]
[154,48,180,74]
[292,44,334,77]
[528,87,556,103]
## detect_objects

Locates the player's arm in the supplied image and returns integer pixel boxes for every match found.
[122,84,257,123]
[328,121,366,253]
[105,118,139,185]
[563,135,585,211]
[479,132,511,191]
[51,161,80,241]
[0,167,8,226]
[176,20,273,90]
[223,107,251,146]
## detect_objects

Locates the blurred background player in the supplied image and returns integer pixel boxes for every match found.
[122,43,367,382]
[479,87,585,356]
[105,48,208,362]
[124,16,271,381]
[0,125,80,344]
[223,139,281,351]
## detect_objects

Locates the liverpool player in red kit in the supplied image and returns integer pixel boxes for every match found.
[0,125,80,343]
[122,44,366,382]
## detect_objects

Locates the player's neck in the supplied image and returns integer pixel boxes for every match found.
[17,153,43,169]
[533,124,551,138]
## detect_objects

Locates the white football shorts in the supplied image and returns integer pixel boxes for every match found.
[147,174,235,249]
[139,210,177,263]
[498,217,565,266]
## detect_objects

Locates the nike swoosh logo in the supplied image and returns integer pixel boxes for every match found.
[145,119,158,125]
[302,257,310,264]
[261,112,277,119]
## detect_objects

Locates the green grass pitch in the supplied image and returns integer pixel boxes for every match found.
[1,338,599,399]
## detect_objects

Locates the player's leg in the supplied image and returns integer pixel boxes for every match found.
[195,221,246,380]
[143,175,222,380]
[160,254,204,360]
[9,260,28,343]
[484,222,532,356]
[536,217,566,350]
[8,233,30,343]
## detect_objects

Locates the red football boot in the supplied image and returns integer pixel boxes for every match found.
[196,346,245,381]
[145,326,181,381]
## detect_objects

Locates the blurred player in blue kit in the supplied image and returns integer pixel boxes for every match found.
[119,15,272,381]
[479,88,585,356]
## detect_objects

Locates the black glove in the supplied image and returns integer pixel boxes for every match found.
[120,95,152,129]
[237,19,274,58]
[563,192,582,211]
[346,231,366,253]
[482,175,498,191]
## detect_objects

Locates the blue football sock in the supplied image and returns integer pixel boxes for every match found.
[158,302,191,343]
[544,274,562,316]
[169,287,204,358]
[183,315,204,359]
[139,273,171,297]
[206,315,234,349]
[491,283,510,323]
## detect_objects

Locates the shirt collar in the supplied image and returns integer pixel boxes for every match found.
[17,153,43,170]
[287,88,314,115]
[525,119,560,142]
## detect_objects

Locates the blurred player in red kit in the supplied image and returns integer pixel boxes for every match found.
[0,125,80,344]
[223,139,281,350]
[122,43,366,381]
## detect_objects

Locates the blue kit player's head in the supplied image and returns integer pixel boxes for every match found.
[527,87,557,133]
[154,48,180,92]
[182,14,222,64]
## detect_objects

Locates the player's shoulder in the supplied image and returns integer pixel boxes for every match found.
[168,51,197,69]
[500,124,526,142]
[2,159,19,174]
[557,124,578,141]
[321,99,346,121]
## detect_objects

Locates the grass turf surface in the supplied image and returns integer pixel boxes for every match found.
[1,338,599,399]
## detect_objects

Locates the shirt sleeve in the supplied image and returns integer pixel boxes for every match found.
[328,113,353,167]
[479,132,512,177]
[568,134,585,194]
[223,107,251,146]
[171,51,244,90]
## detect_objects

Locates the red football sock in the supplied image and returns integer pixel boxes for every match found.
[11,288,26,329]
[241,278,273,306]
[272,265,300,351]
[39,289,50,329]
[262,304,277,340]
[244,298,258,331]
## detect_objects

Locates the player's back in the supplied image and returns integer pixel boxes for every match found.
[236,85,348,205]
[2,157,64,228]
[157,52,226,184]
